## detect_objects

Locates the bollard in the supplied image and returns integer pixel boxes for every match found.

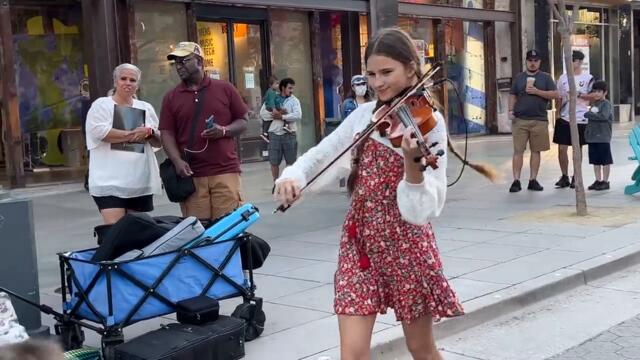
[0,188,49,336]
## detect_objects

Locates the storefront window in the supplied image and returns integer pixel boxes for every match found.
[359,15,369,74]
[197,22,230,82]
[552,11,604,83]
[319,13,343,122]
[233,23,265,145]
[11,4,87,169]
[445,19,486,135]
[269,10,316,153]
[133,1,188,114]
[606,9,619,105]
[398,17,437,75]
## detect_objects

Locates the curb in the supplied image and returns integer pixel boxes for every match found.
[9,183,85,199]
[369,242,640,359]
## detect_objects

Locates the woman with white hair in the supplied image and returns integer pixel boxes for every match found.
[85,63,162,225]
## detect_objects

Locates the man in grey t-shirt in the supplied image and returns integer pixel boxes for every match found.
[508,49,558,193]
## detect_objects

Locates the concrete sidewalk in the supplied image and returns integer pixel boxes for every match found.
[24,122,640,359]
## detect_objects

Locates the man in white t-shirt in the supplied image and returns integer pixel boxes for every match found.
[553,50,596,188]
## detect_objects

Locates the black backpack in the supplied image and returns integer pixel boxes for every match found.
[91,213,183,262]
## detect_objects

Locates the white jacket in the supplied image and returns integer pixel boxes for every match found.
[276,101,448,225]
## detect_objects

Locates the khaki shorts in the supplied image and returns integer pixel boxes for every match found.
[512,118,550,153]
[180,173,243,221]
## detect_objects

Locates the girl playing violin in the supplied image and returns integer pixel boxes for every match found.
[275,28,463,360]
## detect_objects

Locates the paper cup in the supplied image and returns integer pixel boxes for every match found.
[526,77,535,87]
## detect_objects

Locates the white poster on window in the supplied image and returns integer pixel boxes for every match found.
[245,71,255,89]
[209,69,221,80]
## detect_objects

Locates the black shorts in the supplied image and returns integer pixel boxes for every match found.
[588,143,614,165]
[92,195,154,212]
[553,119,587,146]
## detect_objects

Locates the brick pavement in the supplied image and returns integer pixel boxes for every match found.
[550,314,640,360]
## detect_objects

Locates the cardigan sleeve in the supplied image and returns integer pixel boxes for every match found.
[85,97,113,151]
[396,111,448,225]
[277,102,372,188]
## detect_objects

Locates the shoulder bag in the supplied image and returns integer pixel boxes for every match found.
[160,88,207,203]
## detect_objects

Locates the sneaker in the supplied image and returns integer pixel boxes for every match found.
[569,176,575,189]
[527,179,544,191]
[588,181,601,190]
[260,133,270,143]
[509,180,522,193]
[596,181,610,191]
[555,175,571,188]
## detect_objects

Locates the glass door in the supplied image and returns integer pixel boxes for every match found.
[197,19,268,162]
[232,22,266,162]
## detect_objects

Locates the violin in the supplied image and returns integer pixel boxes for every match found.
[372,87,445,171]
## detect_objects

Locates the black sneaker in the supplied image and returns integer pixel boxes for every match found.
[588,181,601,190]
[527,179,544,191]
[509,180,522,193]
[555,175,571,188]
[596,181,610,191]
[569,176,575,189]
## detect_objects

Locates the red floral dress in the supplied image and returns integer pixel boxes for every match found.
[334,138,464,322]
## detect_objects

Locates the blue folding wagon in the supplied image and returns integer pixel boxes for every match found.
[54,204,265,359]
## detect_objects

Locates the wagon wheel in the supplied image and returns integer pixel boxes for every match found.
[54,321,85,351]
[232,302,265,342]
[101,330,124,360]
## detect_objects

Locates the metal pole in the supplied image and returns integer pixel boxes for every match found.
[368,0,398,35]
[0,1,26,188]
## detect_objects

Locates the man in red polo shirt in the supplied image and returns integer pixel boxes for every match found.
[159,42,248,220]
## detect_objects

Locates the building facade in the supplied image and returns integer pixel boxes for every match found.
[525,0,640,125]
[0,0,519,188]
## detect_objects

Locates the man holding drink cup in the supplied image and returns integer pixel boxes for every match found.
[508,49,559,193]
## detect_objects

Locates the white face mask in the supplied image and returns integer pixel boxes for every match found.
[354,85,367,97]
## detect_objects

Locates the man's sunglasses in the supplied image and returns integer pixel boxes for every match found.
[173,56,196,66]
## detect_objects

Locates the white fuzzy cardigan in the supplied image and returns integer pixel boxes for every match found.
[276,101,448,225]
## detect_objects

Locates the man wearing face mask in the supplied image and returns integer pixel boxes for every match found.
[159,42,249,221]
[341,75,372,120]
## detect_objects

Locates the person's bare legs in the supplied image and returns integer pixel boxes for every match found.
[603,165,611,182]
[402,314,442,360]
[558,144,569,176]
[512,152,524,180]
[338,314,377,360]
[593,165,602,182]
[270,165,280,182]
[99,208,126,224]
[530,151,541,180]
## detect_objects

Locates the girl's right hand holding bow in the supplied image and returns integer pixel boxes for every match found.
[274,179,302,208]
